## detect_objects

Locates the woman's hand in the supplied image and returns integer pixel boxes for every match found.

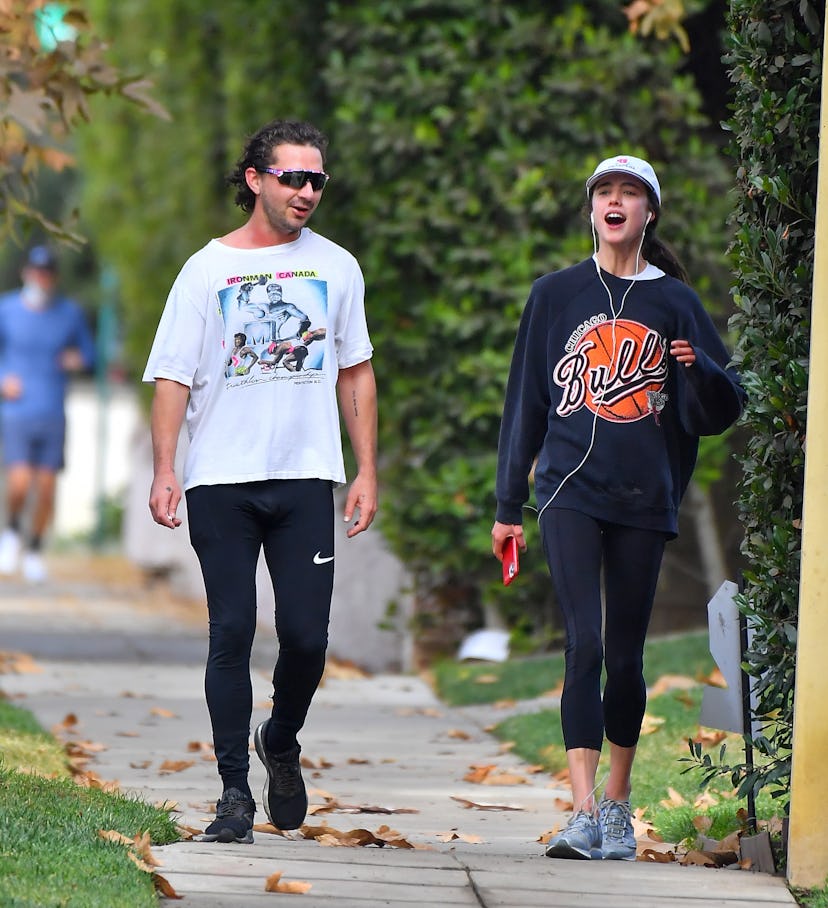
[492,521,526,560]
[670,338,696,367]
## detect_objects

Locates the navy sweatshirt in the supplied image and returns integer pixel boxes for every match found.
[495,258,746,537]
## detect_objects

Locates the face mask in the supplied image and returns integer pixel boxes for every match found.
[21,282,49,309]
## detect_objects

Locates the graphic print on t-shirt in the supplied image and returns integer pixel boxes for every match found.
[554,316,668,423]
[218,272,328,389]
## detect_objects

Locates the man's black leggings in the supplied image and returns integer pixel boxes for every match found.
[539,507,667,751]
[186,479,334,789]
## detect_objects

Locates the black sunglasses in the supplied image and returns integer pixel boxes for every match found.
[258,167,329,191]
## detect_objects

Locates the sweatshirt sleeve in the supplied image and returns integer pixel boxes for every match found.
[495,283,552,524]
[674,291,746,437]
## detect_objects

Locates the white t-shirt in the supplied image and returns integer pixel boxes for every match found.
[143,229,373,490]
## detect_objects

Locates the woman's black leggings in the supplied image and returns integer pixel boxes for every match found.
[186,479,334,788]
[539,507,667,751]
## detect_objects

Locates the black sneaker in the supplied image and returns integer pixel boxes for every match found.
[198,787,255,844]
[254,719,307,830]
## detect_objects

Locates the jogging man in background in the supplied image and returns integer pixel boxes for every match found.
[0,245,95,583]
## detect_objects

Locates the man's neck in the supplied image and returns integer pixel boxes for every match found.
[219,221,302,249]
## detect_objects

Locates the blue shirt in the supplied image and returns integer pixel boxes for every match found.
[0,289,95,421]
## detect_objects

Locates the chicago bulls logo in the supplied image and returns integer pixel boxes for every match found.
[554,319,668,423]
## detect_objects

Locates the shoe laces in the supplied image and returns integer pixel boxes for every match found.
[601,798,631,838]
[568,809,597,830]
[269,759,302,796]
[216,788,252,819]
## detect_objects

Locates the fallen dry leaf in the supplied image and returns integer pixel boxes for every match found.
[395,707,444,718]
[98,830,133,847]
[158,760,195,775]
[253,823,290,837]
[54,713,79,733]
[154,873,182,899]
[692,727,728,747]
[474,674,500,684]
[128,851,157,873]
[700,667,727,688]
[149,707,178,719]
[640,847,676,863]
[301,755,333,769]
[680,849,723,867]
[132,831,162,867]
[435,830,483,844]
[186,740,213,754]
[130,761,152,770]
[299,822,420,849]
[693,791,719,810]
[639,713,665,735]
[264,871,312,894]
[659,787,687,809]
[451,796,523,811]
[117,731,140,738]
[463,763,527,786]
[0,651,42,674]
[649,673,698,696]
[692,815,713,834]
[446,729,472,740]
[313,796,418,815]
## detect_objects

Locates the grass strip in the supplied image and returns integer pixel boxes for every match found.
[432,630,716,707]
[0,698,179,908]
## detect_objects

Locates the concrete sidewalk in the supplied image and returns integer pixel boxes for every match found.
[0,553,798,907]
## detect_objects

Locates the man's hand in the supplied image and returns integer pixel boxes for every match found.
[60,348,85,372]
[0,374,22,400]
[343,472,377,538]
[492,520,526,560]
[149,469,183,529]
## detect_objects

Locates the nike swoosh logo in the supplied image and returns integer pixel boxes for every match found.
[313,552,334,565]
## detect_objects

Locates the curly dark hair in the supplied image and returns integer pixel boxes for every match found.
[226,119,329,213]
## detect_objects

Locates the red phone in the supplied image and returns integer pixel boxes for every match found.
[502,536,519,586]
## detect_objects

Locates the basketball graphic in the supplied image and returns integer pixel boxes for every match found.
[554,319,668,423]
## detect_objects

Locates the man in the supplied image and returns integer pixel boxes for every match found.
[0,245,95,582]
[144,119,377,845]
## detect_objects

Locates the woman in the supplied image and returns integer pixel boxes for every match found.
[492,155,745,861]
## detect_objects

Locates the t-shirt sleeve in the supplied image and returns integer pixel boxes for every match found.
[333,257,373,369]
[142,262,209,387]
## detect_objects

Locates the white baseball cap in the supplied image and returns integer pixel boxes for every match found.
[585,155,661,204]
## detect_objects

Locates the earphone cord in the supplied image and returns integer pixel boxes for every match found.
[534,219,647,525]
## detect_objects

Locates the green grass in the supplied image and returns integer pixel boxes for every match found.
[433,630,715,707]
[433,631,781,850]
[0,698,180,908]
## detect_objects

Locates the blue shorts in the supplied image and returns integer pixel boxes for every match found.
[1,415,66,470]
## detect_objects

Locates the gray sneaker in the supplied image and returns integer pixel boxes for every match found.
[598,797,636,860]
[545,809,601,860]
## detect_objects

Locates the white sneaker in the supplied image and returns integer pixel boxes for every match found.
[0,529,21,575]
[22,551,47,583]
